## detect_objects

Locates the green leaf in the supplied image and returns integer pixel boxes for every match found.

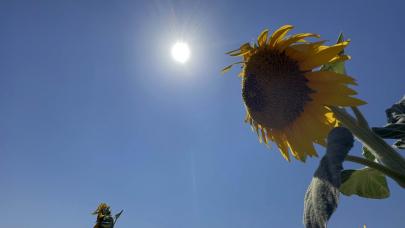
[340,168,390,199]
[115,209,123,220]
[320,59,346,74]
[372,123,405,139]
[320,33,347,75]
[336,33,345,54]
[351,106,369,128]
[394,140,405,149]
[372,95,405,149]
[362,146,375,161]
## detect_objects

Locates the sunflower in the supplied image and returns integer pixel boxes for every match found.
[223,25,366,162]
[92,203,110,215]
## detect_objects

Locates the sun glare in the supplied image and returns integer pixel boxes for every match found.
[171,42,190,64]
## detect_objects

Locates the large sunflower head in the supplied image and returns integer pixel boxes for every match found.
[223,25,366,162]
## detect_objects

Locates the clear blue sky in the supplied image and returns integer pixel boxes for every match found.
[1,0,404,227]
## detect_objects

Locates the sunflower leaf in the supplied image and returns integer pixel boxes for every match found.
[362,146,375,161]
[340,168,390,199]
[372,124,405,139]
[320,33,347,75]
[320,61,346,75]
[372,95,405,149]
[351,106,369,129]
[114,209,124,225]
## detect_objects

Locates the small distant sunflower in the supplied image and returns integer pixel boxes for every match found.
[223,25,365,161]
[92,203,110,215]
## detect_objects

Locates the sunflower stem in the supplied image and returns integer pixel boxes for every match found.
[345,155,405,187]
[329,106,405,185]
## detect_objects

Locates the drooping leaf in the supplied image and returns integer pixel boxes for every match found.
[372,95,405,149]
[372,123,405,139]
[340,168,390,199]
[394,140,405,149]
[385,95,405,124]
[362,146,375,161]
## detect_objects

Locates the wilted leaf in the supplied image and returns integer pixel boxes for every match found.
[340,168,390,199]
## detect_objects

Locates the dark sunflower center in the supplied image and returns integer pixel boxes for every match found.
[242,49,313,130]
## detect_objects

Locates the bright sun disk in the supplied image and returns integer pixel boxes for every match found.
[171,42,190,63]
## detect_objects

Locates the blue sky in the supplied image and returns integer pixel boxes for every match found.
[1,0,404,227]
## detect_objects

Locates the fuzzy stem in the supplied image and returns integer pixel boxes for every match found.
[330,106,405,187]
[345,155,405,186]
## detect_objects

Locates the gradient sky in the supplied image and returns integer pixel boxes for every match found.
[1,0,405,227]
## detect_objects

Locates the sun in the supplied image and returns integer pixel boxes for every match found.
[171,42,190,63]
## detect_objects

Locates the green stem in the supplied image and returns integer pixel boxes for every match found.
[345,155,405,186]
[330,106,405,188]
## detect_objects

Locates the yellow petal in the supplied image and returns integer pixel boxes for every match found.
[328,54,351,64]
[292,122,318,157]
[285,131,306,161]
[256,124,263,143]
[300,41,350,70]
[305,71,357,85]
[261,128,268,144]
[284,127,309,161]
[277,33,320,51]
[227,42,253,56]
[257,29,269,47]
[311,93,367,106]
[221,61,244,74]
[308,82,358,96]
[315,138,327,147]
[285,40,327,62]
[288,40,326,54]
[268,25,294,48]
[272,131,291,161]
[302,104,335,138]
